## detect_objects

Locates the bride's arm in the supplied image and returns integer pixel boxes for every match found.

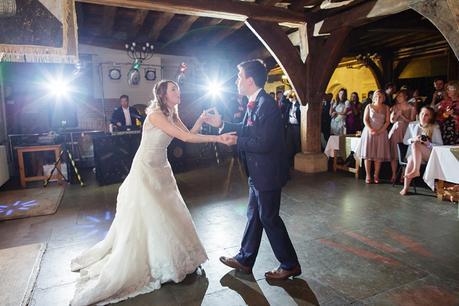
[149,112,218,144]
[174,112,204,134]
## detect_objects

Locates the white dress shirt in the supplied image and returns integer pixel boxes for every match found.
[122,107,132,126]
[403,121,443,158]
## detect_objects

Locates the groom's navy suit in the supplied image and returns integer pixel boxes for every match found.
[221,89,299,270]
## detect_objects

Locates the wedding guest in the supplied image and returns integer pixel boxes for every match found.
[359,89,391,184]
[436,80,459,145]
[361,90,374,128]
[384,83,396,108]
[346,92,362,134]
[430,78,445,109]
[330,88,349,135]
[388,89,416,183]
[400,106,443,195]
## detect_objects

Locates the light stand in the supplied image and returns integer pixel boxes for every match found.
[44,122,84,187]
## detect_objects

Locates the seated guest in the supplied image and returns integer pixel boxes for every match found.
[330,88,349,135]
[389,89,416,183]
[110,95,142,131]
[358,89,391,184]
[400,106,443,195]
[436,80,459,145]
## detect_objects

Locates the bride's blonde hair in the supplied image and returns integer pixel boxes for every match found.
[146,80,179,121]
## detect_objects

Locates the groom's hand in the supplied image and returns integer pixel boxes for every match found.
[202,107,223,128]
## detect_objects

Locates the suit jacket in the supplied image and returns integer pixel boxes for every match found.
[222,89,289,191]
[281,98,301,127]
[110,106,141,126]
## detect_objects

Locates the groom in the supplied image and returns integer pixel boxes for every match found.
[204,59,301,280]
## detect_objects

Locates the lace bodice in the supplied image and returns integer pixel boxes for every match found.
[139,112,173,150]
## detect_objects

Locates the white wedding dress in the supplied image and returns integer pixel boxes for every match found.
[70,112,208,306]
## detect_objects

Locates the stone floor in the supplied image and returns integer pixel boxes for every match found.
[1,161,459,306]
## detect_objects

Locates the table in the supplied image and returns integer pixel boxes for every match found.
[324,135,362,178]
[423,145,459,199]
[16,145,63,188]
[0,145,9,187]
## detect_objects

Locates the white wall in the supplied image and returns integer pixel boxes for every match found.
[79,44,198,105]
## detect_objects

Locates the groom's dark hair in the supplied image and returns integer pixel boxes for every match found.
[238,59,267,88]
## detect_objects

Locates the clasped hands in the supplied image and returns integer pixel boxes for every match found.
[198,107,238,146]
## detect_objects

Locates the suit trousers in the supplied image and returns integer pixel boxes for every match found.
[235,179,299,270]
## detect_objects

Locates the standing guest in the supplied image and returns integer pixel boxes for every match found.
[321,93,332,148]
[276,90,284,108]
[330,88,349,135]
[408,89,427,117]
[384,83,396,108]
[359,89,391,184]
[388,89,416,183]
[231,95,247,123]
[430,78,445,109]
[361,90,374,128]
[346,92,362,134]
[437,80,459,145]
[400,106,443,195]
[283,92,301,167]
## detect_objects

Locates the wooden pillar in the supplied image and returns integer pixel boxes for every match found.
[245,20,350,173]
[381,52,394,85]
[410,0,459,61]
[447,48,459,81]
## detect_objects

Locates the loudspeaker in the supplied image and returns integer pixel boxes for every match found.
[93,133,141,185]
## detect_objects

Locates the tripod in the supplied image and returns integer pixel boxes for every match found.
[44,143,84,187]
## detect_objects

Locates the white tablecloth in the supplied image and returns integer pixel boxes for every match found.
[423,145,459,190]
[0,145,9,187]
[324,135,361,159]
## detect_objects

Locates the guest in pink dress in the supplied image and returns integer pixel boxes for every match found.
[359,89,391,184]
[388,89,416,183]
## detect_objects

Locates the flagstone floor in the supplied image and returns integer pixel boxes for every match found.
[1,161,459,305]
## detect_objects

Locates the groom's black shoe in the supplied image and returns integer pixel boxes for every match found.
[265,265,301,281]
[219,256,252,274]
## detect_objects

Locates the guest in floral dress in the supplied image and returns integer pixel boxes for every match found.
[437,81,459,145]
[329,88,349,135]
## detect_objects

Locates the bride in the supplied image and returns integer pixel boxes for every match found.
[70,80,235,306]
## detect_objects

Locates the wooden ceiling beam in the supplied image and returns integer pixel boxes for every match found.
[147,12,175,41]
[257,0,280,5]
[290,0,305,12]
[168,15,200,43]
[319,1,379,34]
[76,0,307,24]
[207,22,245,46]
[100,6,117,36]
[129,10,149,39]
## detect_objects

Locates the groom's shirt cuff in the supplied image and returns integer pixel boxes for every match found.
[218,123,225,134]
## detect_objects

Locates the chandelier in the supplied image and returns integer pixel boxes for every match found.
[125,42,154,85]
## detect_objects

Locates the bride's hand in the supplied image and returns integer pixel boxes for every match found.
[218,132,237,146]
[202,108,223,128]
